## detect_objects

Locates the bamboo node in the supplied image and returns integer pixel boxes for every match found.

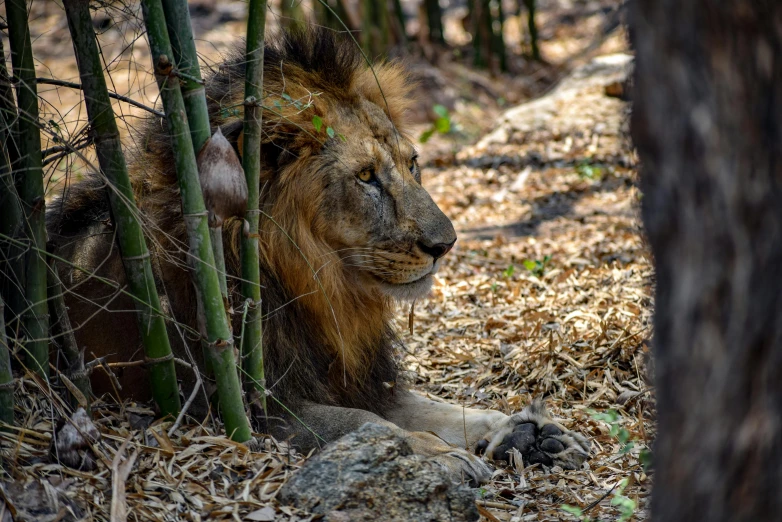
[122,252,151,261]
[182,210,209,218]
[144,352,175,365]
[207,337,234,352]
[175,71,205,86]
[155,54,173,76]
[22,312,49,319]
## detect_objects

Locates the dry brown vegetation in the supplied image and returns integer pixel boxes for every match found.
[1,1,653,521]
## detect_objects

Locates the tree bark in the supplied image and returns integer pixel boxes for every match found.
[424,0,444,45]
[630,2,782,521]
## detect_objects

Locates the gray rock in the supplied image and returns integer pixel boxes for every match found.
[278,423,479,522]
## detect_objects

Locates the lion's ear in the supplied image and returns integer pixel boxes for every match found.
[218,120,245,159]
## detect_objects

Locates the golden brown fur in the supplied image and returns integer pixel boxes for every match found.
[47,29,589,484]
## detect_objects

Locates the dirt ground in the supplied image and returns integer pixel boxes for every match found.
[1,1,653,521]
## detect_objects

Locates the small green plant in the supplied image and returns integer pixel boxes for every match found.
[561,410,651,521]
[419,104,451,143]
[502,264,515,278]
[561,503,592,521]
[611,479,636,522]
[591,409,653,465]
[523,255,551,277]
[576,161,603,181]
[561,478,636,522]
[591,409,633,453]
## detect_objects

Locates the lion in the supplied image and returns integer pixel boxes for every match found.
[47,29,589,484]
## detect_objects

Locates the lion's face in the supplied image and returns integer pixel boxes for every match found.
[307,99,456,301]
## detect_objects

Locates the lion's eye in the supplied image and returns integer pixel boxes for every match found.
[358,169,375,183]
[409,161,416,174]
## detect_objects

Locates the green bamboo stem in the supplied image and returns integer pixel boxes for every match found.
[160,0,210,155]
[46,259,92,412]
[140,0,250,442]
[0,36,24,338]
[241,0,268,412]
[7,0,49,379]
[0,294,13,429]
[161,0,230,305]
[63,0,181,417]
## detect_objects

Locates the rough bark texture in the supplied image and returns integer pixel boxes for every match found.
[278,423,479,522]
[630,2,782,521]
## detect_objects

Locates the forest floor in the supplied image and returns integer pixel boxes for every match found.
[2,1,654,521]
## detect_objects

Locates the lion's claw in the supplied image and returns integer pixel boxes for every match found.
[479,400,590,470]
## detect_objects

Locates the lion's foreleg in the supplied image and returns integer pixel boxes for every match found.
[276,400,491,484]
[385,391,508,451]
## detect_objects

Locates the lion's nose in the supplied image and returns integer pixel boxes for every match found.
[418,238,456,261]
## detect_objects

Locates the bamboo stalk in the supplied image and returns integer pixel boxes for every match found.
[241,0,268,412]
[0,36,24,339]
[62,0,181,417]
[161,0,231,306]
[140,0,250,442]
[46,259,91,412]
[6,0,49,379]
[0,294,13,429]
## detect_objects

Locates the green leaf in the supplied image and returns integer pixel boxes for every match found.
[419,128,435,143]
[312,115,323,132]
[561,505,583,517]
[338,133,347,142]
[433,104,449,119]
[503,265,515,278]
[281,93,292,102]
[326,127,336,138]
[434,117,451,134]
[523,259,537,272]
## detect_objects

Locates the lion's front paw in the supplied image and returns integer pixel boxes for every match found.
[431,447,493,487]
[476,400,590,470]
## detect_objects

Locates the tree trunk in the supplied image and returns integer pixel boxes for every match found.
[630,2,782,521]
[491,0,507,72]
[523,0,540,62]
[424,0,444,45]
[361,0,390,58]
